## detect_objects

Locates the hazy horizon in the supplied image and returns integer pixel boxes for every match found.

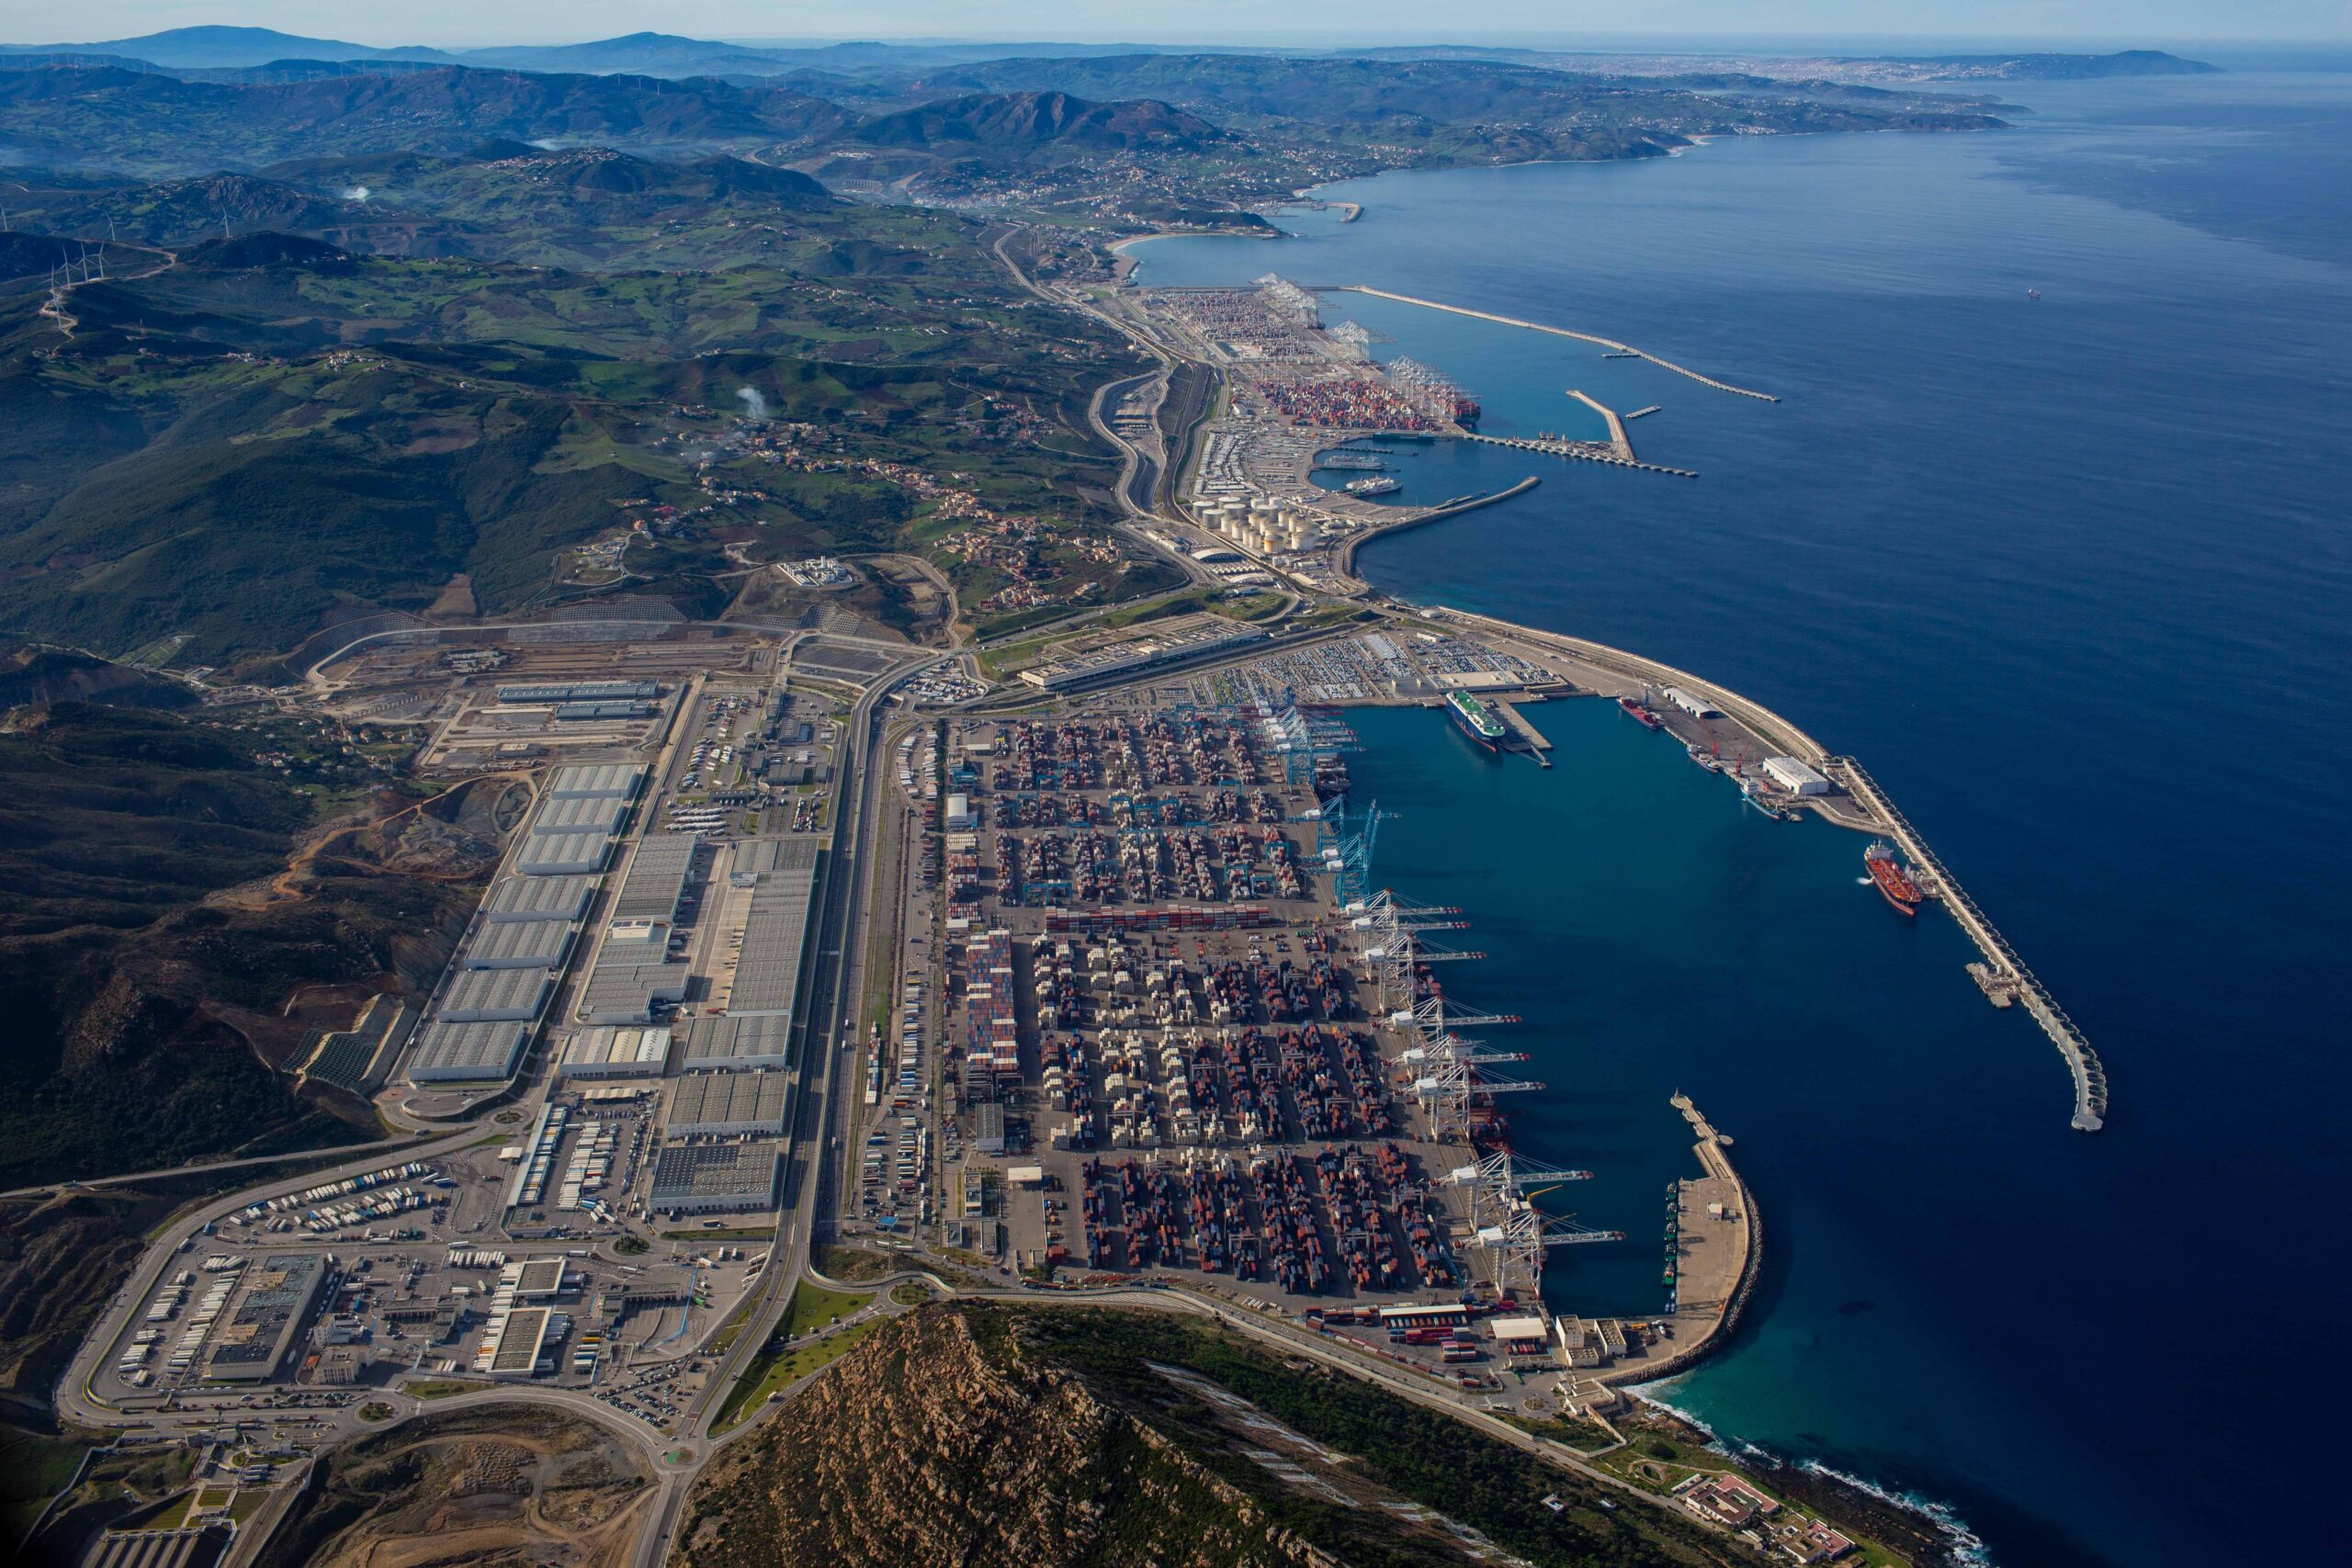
[3,4,2348,52]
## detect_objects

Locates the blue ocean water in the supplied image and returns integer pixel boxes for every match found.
[1135,71,2352,1567]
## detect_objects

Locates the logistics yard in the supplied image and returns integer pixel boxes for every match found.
[844,685,1759,1411]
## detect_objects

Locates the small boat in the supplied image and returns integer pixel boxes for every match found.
[2027,288,2042,300]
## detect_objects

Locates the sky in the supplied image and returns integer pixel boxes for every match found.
[2,2,2346,49]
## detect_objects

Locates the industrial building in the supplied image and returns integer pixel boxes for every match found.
[458,918,575,971]
[482,874,599,923]
[530,795,628,838]
[596,918,674,967]
[545,762,647,800]
[554,1025,675,1079]
[1662,685,1722,719]
[441,967,553,1022]
[405,1019,531,1082]
[1761,756,1831,796]
[667,1070,794,1136]
[612,832,698,923]
[516,831,616,876]
[649,1142,784,1215]
[206,1254,328,1382]
[577,961,688,1025]
[728,839,818,1016]
[498,681,657,704]
[678,1013,793,1073]
[85,1525,232,1568]
[555,700,656,721]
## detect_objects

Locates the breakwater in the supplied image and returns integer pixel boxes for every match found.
[1332,475,1542,577]
[1824,758,2109,1133]
[1320,286,1781,402]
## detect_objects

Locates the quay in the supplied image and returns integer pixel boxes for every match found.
[1626,406,1661,420]
[1601,1095,1758,1388]
[1319,286,1781,402]
[1822,758,2109,1133]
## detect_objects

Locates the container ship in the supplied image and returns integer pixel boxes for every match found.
[1618,694,1664,730]
[1864,842,1925,916]
[1445,691,1509,752]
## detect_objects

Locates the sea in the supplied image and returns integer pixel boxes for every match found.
[1131,65,2352,1568]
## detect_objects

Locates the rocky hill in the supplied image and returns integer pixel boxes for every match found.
[852,90,1221,153]
[679,1303,1726,1568]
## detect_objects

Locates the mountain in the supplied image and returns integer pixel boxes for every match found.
[0,231,80,283]
[0,25,455,70]
[454,30,800,78]
[682,1303,1732,1568]
[851,91,1219,152]
[0,63,856,175]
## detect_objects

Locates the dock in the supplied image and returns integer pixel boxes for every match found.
[1824,757,2109,1132]
[1495,699,1553,765]
[1625,406,1661,420]
[1318,286,1781,402]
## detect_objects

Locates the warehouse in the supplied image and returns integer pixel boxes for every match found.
[556,700,655,721]
[514,1258,568,1298]
[499,681,657,704]
[482,874,599,923]
[728,840,819,1016]
[1661,685,1722,719]
[553,1026,675,1079]
[441,967,553,1022]
[678,1013,792,1073]
[596,918,673,968]
[205,1254,328,1382]
[530,795,628,837]
[1760,756,1831,796]
[458,918,575,971]
[405,1020,530,1081]
[667,1070,794,1136]
[611,832,698,923]
[649,1142,783,1215]
[545,762,647,800]
[578,961,688,1025]
[516,831,615,876]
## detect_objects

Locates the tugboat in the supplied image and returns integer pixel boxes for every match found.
[1863,841,1925,916]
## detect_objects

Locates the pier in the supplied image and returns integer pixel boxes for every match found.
[1319,286,1781,402]
[1823,757,2109,1133]
[1495,699,1554,765]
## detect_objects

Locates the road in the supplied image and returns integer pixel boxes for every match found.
[625,650,940,1568]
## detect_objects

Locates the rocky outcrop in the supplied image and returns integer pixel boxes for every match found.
[680,1306,1328,1568]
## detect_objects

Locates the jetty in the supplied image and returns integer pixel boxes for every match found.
[1824,757,2109,1132]
[1319,285,1781,402]
[1566,389,1634,459]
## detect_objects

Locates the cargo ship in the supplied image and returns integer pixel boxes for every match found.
[1445,690,1509,752]
[1864,842,1925,916]
[1618,694,1664,730]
